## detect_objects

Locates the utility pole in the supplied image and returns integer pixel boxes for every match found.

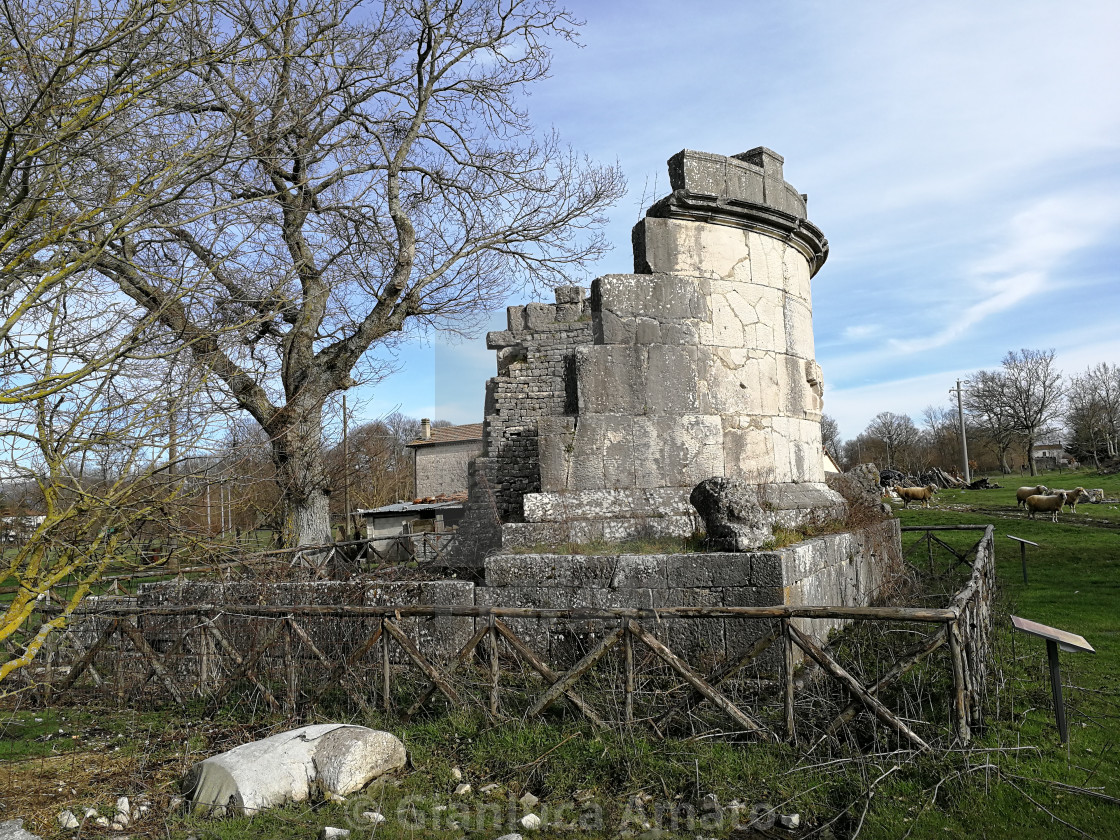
[951,379,971,484]
[342,393,351,540]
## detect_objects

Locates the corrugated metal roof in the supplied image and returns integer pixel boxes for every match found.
[357,495,467,517]
[407,422,484,447]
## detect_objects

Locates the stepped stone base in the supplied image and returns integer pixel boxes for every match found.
[117,521,899,672]
[502,481,846,550]
[484,519,898,668]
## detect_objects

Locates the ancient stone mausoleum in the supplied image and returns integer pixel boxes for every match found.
[137,147,898,668]
[465,147,845,551]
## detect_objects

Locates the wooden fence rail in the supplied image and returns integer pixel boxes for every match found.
[26,525,994,747]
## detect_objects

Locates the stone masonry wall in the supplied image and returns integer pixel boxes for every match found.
[414,439,483,498]
[126,520,898,672]
[481,286,593,522]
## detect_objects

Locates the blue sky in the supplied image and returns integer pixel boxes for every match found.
[356,0,1120,444]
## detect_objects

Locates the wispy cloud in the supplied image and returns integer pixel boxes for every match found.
[888,192,1120,354]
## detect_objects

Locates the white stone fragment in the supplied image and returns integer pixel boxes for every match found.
[319,828,350,839]
[360,811,386,825]
[57,811,79,830]
[453,782,472,796]
[518,791,539,809]
[183,724,407,817]
[519,813,541,831]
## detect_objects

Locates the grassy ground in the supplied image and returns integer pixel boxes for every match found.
[1,468,1118,838]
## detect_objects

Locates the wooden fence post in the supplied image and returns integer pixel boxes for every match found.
[623,619,634,725]
[381,620,391,712]
[782,619,796,744]
[488,612,499,717]
[947,619,971,744]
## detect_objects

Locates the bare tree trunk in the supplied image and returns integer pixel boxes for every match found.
[999,447,1011,474]
[1027,434,1037,476]
[266,401,332,547]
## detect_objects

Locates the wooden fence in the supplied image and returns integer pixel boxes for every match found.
[27,525,995,748]
[1,532,461,600]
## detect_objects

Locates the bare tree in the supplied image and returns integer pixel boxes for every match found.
[0,0,260,687]
[1066,363,1120,466]
[920,403,964,472]
[863,411,920,472]
[89,0,625,546]
[964,369,1020,474]
[820,413,841,459]
[998,349,1064,476]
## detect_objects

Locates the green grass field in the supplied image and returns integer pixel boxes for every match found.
[1,467,1118,838]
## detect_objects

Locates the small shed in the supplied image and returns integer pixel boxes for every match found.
[357,494,468,540]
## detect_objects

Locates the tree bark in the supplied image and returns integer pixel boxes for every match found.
[265,400,332,547]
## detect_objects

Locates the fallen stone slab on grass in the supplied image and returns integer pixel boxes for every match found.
[183,724,406,817]
[0,819,41,840]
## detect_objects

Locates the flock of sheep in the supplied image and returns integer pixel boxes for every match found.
[892,482,1090,522]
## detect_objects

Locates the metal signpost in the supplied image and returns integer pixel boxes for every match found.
[1011,615,1095,743]
[1005,535,1039,585]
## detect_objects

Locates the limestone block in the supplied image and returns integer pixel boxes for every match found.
[749,553,785,587]
[592,272,711,322]
[632,414,724,489]
[183,725,406,816]
[486,330,516,349]
[521,487,695,522]
[667,149,727,195]
[536,417,577,492]
[610,554,670,589]
[747,233,794,294]
[663,553,752,588]
[634,218,753,282]
[642,344,701,414]
[575,345,645,414]
[700,348,756,416]
[722,420,778,480]
[779,354,810,417]
[783,296,815,358]
[484,554,616,589]
[554,285,586,305]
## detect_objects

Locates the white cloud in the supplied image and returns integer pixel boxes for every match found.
[888,192,1120,354]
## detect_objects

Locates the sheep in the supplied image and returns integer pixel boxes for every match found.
[1026,490,1069,522]
[1050,486,1090,512]
[897,484,939,508]
[1016,485,1048,509]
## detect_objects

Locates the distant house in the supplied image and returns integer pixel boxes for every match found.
[406,419,484,498]
[1032,441,1075,468]
[354,420,483,551]
[823,448,842,475]
[0,511,45,542]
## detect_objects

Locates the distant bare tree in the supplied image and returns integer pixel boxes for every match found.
[921,404,963,471]
[863,411,921,472]
[820,413,841,459]
[89,0,625,547]
[998,350,1064,476]
[1066,363,1120,466]
[964,369,1020,474]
